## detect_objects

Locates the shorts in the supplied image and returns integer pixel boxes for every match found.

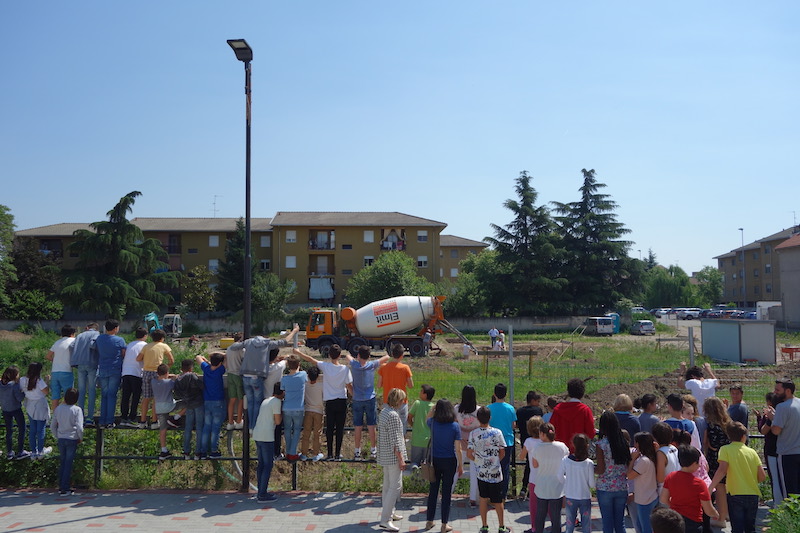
[141,371,157,398]
[226,374,244,400]
[50,372,74,400]
[478,479,504,503]
[352,398,377,426]
[157,413,170,430]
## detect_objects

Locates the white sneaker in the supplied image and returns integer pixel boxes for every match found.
[226,423,235,431]
[370,447,377,459]
[41,447,53,457]
[234,421,244,430]
[379,521,400,532]
[312,453,324,462]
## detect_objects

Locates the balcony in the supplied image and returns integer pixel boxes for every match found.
[308,230,335,251]
[379,240,405,251]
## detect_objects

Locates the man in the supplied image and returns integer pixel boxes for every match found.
[768,378,800,502]
[422,329,432,357]
[727,384,749,428]
[95,319,127,428]
[378,343,414,434]
[70,323,100,426]
[345,345,389,460]
[549,378,595,453]
[488,327,499,349]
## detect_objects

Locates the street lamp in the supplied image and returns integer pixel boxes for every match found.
[739,228,745,309]
[227,37,253,494]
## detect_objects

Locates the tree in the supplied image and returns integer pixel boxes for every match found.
[9,237,62,294]
[484,172,568,315]
[4,289,63,320]
[249,272,297,332]
[61,191,179,319]
[455,250,511,316]
[345,251,435,308]
[215,218,253,312]
[643,265,693,308]
[180,265,217,317]
[694,266,724,308]
[0,205,17,310]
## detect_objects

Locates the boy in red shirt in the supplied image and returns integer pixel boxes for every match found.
[549,378,595,452]
[660,445,719,533]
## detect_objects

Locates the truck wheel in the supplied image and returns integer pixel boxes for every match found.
[347,338,367,356]
[319,341,334,358]
[409,340,424,357]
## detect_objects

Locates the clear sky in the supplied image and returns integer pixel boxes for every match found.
[2,2,798,274]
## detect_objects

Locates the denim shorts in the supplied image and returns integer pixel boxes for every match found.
[50,372,74,400]
[352,397,377,426]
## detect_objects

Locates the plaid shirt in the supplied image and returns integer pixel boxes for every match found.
[377,406,407,466]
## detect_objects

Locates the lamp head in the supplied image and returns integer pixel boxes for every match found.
[227,39,253,62]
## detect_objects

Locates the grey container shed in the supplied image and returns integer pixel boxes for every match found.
[700,320,776,365]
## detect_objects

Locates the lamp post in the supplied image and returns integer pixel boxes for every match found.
[739,228,745,309]
[227,38,253,494]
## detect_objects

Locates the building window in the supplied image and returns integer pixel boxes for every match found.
[260,259,271,271]
[260,235,271,247]
[753,268,759,278]
[754,286,760,295]
[417,230,428,242]
[450,249,459,259]
[342,244,352,250]
[209,235,220,247]
[733,273,737,280]
[285,230,297,243]
[740,269,744,278]
[342,269,353,275]
[363,230,374,243]
[765,245,771,254]
[753,251,759,260]
[732,288,737,296]
[168,234,182,254]
[364,256,374,267]
[766,283,772,293]
[285,256,296,268]
[188,248,198,254]
[765,263,772,274]
[208,259,219,273]
[417,256,428,268]
[450,268,458,277]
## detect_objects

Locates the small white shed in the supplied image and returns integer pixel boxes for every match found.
[700,320,776,364]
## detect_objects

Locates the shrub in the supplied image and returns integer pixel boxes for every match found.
[767,494,800,533]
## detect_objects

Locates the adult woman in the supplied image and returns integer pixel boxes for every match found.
[703,396,731,527]
[595,411,632,533]
[377,388,408,533]
[613,394,641,446]
[455,385,480,507]
[425,398,463,533]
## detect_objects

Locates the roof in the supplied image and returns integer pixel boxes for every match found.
[269,211,447,228]
[130,218,272,232]
[714,225,800,258]
[15,223,94,237]
[776,233,800,251]
[440,234,488,247]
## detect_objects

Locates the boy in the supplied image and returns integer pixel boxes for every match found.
[550,378,595,452]
[46,324,76,411]
[253,382,284,502]
[225,333,245,430]
[280,355,307,461]
[151,364,177,460]
[664,393,701,451]
[727,384,749,428]
[95,319,127,428]
[299,365,324,461]
[467,406,509,533]
[661,445,720,533]
[71,323,100,426]
[709,421,766,533]
[174,358,205,459]
[345,345,389,460]
[407,384,436,468]
[196,352,226,458]
[650,507,685,533]
[137,329,175,429]
[50,388,83,495]
[377,343,413,434]
[516,390,543,497]
[487,382,516,499]
[119,327,147,427]
[678,362,720,416]
[542,397,558,424]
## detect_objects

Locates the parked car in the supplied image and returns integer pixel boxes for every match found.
[678,308,702,320]
[731,310,747,319]
[631,306,647,314]
[745,311,757,319]
[654,308,672,318]
[721,309,740,319]
[706,310,722,319]
[698,309,712,318]
[584,316,614,336]
[630,320,656,335]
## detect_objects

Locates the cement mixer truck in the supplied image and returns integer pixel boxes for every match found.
[304,295,473,356]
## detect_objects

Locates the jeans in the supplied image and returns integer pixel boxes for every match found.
[426,456,457,524]
[499,445,513,498]
[120,375,142,420]
[636,498,659,533]
[57,438,79,492]
[597,489,628,533]
[3,408,25,454]
[29,417,46,454]
[566,498,592,533]
[50,371,74,401]
[243,376,264,430]
[535,497,563,533]
[98,374,121,425]
[283,410,304,456]
[183,405,205,454]
[325,398,347,457]
[201,400,225,453]
[256,440,275,499]
[76,364,97,420]
[727,494,758,533]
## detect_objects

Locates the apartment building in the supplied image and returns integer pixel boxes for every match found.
[776,234,800,328]
[439,234,488,280]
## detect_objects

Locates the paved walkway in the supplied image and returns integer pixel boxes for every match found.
[0,489,771,532]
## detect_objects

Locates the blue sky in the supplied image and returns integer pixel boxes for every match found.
[2,2,798,274]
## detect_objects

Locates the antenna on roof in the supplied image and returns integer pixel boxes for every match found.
[212,195,223,218]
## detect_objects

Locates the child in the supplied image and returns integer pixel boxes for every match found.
[345,345,389,460]
[661,445,719,533]
[487,382,517,499]
[709,421,766,533]
[407,384,435,468]
[299,365,324,461]
[174,358,205,459]
[225,333,245,430]
[467,406,510,533]
[151,364,177,460]
[50,388,83,494]
[650,507,686,533]
[1,365,28,459]
[119,326,147,427]
[559,433,595,533]
[253,382,284,502]
[542,397,558,423]
[137,329,175,429]
[519,416,543,530]
[627,432,659,533]
[20,362,52,459]
[280,355,308,461]
[196,352,226,458]
[46,324,76,411]
[531,422,569,533]
[652,422,679,491]
[517,391,544,497]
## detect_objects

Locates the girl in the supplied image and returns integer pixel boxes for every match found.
[519,416,543,531]
[702,396,731,528]
[595,411,632,533]
[531,423,569,533]
[425,399,463,533]
[628,432,659,533]
[559,433,595,533]
[653,422,680,491]
[19,362,51,459]
[1,365,28,459]
[455,385,481,508]
[635,394,660,434]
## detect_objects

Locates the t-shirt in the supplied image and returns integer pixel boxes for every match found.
[224,344,244,375]
[550,400,595,452]
[304,378,324,414]
[264,360,287,401]
[516,404,544,442]
[773,397,800,455]
[719,441,762,496]
[140,342,173,372]
[532,441,570,499]
[95,334,127,377]
[349,359,380,401]
[409,399,434,447]
[317,361,352,401]
[523,437,542,482]
[152,378,176,414]
[122,339,146,377]
[201,362,225,402]
[665,417,701,450]
[728,403,749,428]
[559,455,596,500]
[19,377,49,421]
[631,455,658,505]
[685,378,718,416]
[280,371,308,412]
[663,470,711,523]
[455,404,480,447]
[487,401,516,446]
[428,419,461,458]
[468,426,505,483]
[49,337,75,373]
[378,360,412,404]
[252,396,282,442]
[638,412,660,434]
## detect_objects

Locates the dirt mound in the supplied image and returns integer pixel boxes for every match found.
[0,330,30,342]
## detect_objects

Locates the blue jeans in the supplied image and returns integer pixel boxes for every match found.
[29,417,46,455]
[76,364,98,419]
[256,440,275,499]
[3,408,25,454]
[50,371,74,401]
[98,374,121,425]
[427,456,458,524]
[183,405,205,454]
[636,498,659,533]
[283,410,304,456]
[597,489,628,533]
[727,493,758,533]
[201,400,225,453]
[243,376,264,430]
[499,445,513,498]
[57,438,79,492]
[566,498,592,533]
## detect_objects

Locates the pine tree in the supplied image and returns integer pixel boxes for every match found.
[215,218,254,311]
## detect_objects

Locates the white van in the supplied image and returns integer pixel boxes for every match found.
[584,316,614,336]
